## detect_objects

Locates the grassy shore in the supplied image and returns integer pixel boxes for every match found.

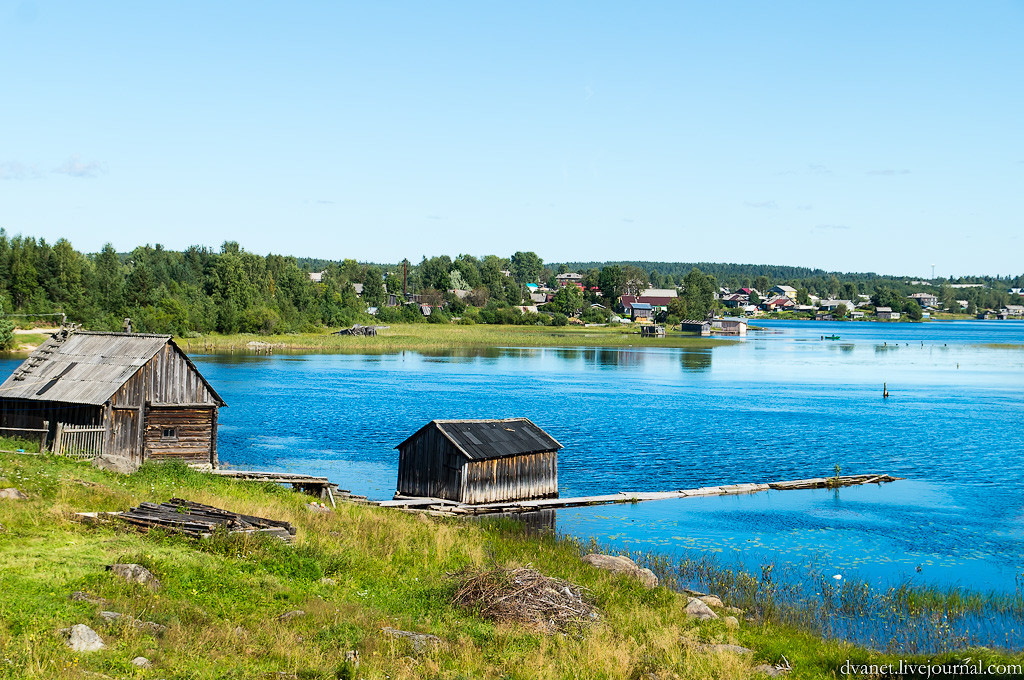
[2,452,1022,679]
[174,324,730,354]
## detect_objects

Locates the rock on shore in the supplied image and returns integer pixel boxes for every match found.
[582,554,659,588]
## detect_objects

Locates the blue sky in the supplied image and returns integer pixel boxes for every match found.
[2,2,1022,277]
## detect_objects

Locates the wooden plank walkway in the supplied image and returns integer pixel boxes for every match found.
[377,473,900,516]
[209,469,368,508]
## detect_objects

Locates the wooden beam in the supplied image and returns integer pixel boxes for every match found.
[377,473,902,516]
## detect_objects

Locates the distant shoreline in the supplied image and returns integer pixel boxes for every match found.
[170,324,733,355]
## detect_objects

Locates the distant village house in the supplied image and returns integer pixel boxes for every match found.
[908,292,938,307]
[770,285,798,300]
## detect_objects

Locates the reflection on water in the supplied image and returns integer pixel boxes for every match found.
[481,510,556,534]
[680,350,713,371]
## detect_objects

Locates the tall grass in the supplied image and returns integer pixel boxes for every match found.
[0,436,40,453]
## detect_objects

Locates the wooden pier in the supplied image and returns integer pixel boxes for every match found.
[377,473,900,516]
[209,469,367,508]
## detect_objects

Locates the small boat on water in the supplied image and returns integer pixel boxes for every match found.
[823,335,841,340]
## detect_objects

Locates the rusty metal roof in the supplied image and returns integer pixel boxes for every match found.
[396,418,563,461]
[0,330,225,407]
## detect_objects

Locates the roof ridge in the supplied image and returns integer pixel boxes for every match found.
[433,417,529,424]
[74,330,173,339]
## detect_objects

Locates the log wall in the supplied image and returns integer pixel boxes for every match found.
[107,343,220,466]
[144,406,216,466]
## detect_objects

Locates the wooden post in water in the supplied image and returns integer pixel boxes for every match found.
[883,382,889,398]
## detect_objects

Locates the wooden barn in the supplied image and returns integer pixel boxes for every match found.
[0,329,225,469]
[395,418,561,504]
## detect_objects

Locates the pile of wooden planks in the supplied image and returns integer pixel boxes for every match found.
[115,498,297,541]
[767,473,899,491]
[334,324,378,336]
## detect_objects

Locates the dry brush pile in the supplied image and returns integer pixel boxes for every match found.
[451,566,599,633]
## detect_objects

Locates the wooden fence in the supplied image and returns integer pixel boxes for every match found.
[0,423,49,452]
[53,423,105,460]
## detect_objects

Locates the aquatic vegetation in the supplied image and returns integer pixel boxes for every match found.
[630,549,1024,653]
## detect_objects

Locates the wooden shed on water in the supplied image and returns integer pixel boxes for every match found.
[0,329,225,468]
[395,418,561,504]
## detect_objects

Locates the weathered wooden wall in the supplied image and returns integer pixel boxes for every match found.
[110,344,219,409]
[396,428,461,499]
[0,398,102,448]
[109,343,220,466]
[397,430,559,504]
[144,406,216,466]
[461,452,558,504]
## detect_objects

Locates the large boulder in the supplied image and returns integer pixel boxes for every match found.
[684,597,719,621]
[64,624,105,652]
[70,591,110,606]
[92,455,137,474]
[382,627,441,653]
[0,488,28,500]
[581,554,658,589]
[754,664,787,677]
[108,563,161,590]
[698,642,753,654]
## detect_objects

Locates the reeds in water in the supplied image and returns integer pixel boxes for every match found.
[572,542,1024,653]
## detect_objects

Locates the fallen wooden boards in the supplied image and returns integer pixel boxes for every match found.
[379,473,902,516]
[76,498,297,542]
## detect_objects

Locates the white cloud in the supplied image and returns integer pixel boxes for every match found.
[867,169,910,176]
[53,155,105,178]
[0,161,41,180]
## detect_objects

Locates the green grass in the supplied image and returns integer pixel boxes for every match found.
[176,324,731,354]
[0,332,51,355]
[1,452,1021,679]
[0,435,41,453]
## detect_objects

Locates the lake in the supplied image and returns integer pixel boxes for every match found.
[3,320,1023,647]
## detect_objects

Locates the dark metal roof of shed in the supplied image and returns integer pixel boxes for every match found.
[396,418,563,461]
[0,330,225,407]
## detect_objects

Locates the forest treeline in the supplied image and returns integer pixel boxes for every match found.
[0,231,1021,342]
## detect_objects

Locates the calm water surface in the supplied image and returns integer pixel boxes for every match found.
[4,321,1023,598]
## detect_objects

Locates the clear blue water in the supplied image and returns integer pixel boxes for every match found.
[3,320,1023,611]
